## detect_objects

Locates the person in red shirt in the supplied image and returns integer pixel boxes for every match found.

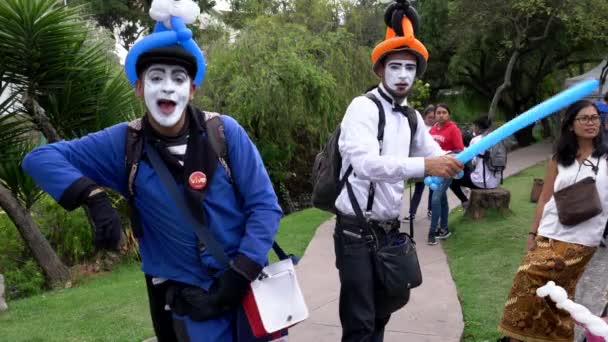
[429,103,464,152]
[427,103,464,244]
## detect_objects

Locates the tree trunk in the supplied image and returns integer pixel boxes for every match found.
[541,118,552,139]
[22,92,61,143]
[0,183,70,288]
[488,49,521,120]
[514,124,536,146]
[465,188,511,220]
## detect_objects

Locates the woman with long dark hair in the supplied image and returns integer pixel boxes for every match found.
[498,100,608,341]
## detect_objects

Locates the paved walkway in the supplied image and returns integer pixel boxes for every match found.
[290,141,553,341]
[574,239,608,340]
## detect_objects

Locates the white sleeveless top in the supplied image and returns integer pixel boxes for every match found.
[537,154,608,247]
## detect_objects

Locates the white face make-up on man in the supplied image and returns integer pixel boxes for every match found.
[143,64,192,128]
[383,57,417,99]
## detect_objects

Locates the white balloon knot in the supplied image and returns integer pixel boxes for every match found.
[537,281,608,339]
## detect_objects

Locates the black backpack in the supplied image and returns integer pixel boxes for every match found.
[311,93,418,213]
[124,111,230,237]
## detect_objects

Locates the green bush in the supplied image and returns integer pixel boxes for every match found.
[196,16,435,207]
[0,195,95,298]
[3,260,45,300]
[31,195,94,265]
[196,18,378,207]
[0,191,140,297]
[0,213,45,299]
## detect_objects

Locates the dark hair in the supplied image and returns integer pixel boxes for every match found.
[554,100,605,166]
[435,103,451,115]
[473,115,491,130]
[422,104,435,117]
[136,45,197,79]
[604,91,608,102]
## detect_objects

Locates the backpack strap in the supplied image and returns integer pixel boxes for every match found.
[124,113,230,237]
[357,93,418,218]
[125,118,144,237]
[126,119,144,198]
[362,93,386,217]
[404,107,418,148]
[124,112,291,261]
[202,111,233,183]
[125,113,232,203]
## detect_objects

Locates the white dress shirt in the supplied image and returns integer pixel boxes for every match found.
[335,84,444,220]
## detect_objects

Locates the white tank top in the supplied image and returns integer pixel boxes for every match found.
[537,154,608,247]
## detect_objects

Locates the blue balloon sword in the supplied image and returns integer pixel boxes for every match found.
[425,79,600,190]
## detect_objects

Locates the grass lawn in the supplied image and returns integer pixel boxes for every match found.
[443,161,547,341]
[0,208,332,341]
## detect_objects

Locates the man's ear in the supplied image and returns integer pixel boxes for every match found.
[189,83,196,101]
[377,63,385,78]
[135,79,144,97]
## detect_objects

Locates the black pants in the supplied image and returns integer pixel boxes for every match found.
[145,275,181,342]
[334,216,410,342]
[408,182,431,217]
[450,169,482,203]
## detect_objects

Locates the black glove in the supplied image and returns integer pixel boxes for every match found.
[175,254,262,321]
[85,190,122,251]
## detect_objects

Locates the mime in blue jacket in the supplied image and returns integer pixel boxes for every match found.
[22,25,282,342]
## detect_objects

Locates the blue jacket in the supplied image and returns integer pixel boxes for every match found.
[22,114,282,290]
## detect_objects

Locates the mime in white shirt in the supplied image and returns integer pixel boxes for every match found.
[332,48,463,341]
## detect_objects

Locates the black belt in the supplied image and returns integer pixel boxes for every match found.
[337,214,400,232]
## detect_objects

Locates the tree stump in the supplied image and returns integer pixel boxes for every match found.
[465,188,511,219]
[0,274,7,312]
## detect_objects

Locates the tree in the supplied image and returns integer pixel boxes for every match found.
[195,16,375,210]
[0,0,140,287]
[0,83,70,287]
[195,11,431,209]
[340,0,385,48]
[416,0,453,93]
[448,0,608,145]
[68,0,217,50]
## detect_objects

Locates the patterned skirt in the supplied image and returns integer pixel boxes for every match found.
[498,236,596,342]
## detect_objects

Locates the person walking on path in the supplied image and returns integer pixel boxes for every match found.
[427,103,464,245]
[333,3,463,341]
[21,4,282,341]
[498,100,608,342]
[406,104,436,221]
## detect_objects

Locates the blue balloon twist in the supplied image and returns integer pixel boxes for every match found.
[424,79,600,190]
[124,16,206,87]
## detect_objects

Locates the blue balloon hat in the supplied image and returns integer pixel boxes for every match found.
[125,16,206,87]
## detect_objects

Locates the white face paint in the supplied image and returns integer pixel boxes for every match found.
[144,64,191,128]
[383,59,417,95]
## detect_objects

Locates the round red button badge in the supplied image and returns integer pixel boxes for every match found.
[189,171,207,190]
